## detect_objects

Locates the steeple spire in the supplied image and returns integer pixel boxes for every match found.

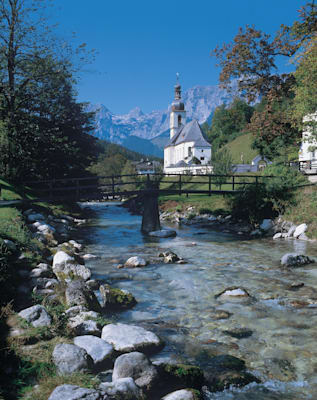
[174,72,181,100]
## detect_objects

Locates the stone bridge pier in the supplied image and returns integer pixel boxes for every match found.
[141,182,161,233]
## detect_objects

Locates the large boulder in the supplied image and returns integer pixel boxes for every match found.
[101,323,163,354]
[99,284,137,310]
[18,305,51,327]
[27,213,45,223]
[203,355,260,392]
[99,378,142,399]
[155,362,204,394]
[124,256,147,268]
[65,280,102,312]
[293,223,308,238]
[67,311,102,336]
[48,384,106,400]
[280,253,314,268]
[112,352,159,393]
[53,250,75,268]
[162,389,202,400]
[52,343,93,375]
[53,263,91,281]
[74,335,114,371]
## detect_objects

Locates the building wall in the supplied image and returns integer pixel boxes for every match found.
[192,146,211,165]
[170,110,186,139]
[164,165,213,175]
[299,112,317,161]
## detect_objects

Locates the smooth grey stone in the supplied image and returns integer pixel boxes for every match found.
[52,344,93,375]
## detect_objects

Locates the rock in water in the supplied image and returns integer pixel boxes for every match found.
[65,280,102,312]
[99,378,142,399]
[162,389,201,400]
[101,323,163,353]
[280,253,314,268]
[99,284,137,310]
[112,352,159,393]
[148,229,177,238]
[293,223,307,238]
[124,256,147,268]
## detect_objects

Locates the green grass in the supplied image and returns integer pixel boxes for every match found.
[283,185,317,238]
[222,133,258,164]
[0,178,35,201]
[159,193,230,215]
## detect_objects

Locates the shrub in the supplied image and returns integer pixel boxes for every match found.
[228,163,307,224]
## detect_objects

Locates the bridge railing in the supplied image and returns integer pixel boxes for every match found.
[25,173,275,201]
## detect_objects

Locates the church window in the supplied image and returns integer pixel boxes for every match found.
[188,147,192,157]
[178,115,182,126]
[200,157,204,161]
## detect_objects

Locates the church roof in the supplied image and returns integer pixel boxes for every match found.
[165,120,211,148]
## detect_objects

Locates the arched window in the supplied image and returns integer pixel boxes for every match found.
[178,115,182,126]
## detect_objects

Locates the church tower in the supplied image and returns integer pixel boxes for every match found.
[170,82,186,139]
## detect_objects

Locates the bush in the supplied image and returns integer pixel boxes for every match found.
[228,163,307,224]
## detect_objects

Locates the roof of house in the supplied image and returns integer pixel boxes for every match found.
[165,119,211,148]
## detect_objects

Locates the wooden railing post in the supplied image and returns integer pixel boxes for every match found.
[179,174,182,196]
[255,176,258,187]
[232,176,235,191]
[208,175,211,196]
[111,176,115,196]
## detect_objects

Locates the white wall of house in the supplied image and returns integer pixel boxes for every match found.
[165,165,213,175]
[192,146,211,165]
[299,112,317,161]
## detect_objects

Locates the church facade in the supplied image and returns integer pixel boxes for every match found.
[164,83,212,174]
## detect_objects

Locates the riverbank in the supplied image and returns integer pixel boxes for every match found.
[2,185,317,399]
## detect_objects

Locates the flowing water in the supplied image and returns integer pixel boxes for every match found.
[77,202,317,399]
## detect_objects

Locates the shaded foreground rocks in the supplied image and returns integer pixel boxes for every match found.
[101,323,163,354]
[52,343,93,375]
[99,378,142,399]
[74,335,115,371]
[113,352,159,393]
[280,253,315,268]
[65,280,102,312]
[48,384,107,400]
[18,304,51,327]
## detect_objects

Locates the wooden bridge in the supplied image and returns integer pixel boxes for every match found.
[23,173,270,233]
[25,173,269,200]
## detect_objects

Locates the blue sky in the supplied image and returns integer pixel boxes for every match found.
[52,0,305,114]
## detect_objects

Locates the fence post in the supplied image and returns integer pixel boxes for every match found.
[232,176,235,191]
[179,174,182,196]
[255,176,258,187]
[111,176,115,196]
[208,175,211,196]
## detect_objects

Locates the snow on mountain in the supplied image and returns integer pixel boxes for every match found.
[88,82,240,155]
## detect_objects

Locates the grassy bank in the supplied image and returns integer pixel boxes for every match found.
[0,177,86,399]
[159,178,317,239]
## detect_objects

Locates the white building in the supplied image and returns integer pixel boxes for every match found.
[299,112,317,168]
[164,83,212,174]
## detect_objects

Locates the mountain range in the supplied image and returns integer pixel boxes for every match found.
[88,81,240,157]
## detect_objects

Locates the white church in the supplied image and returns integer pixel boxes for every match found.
[164,83,212,174]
